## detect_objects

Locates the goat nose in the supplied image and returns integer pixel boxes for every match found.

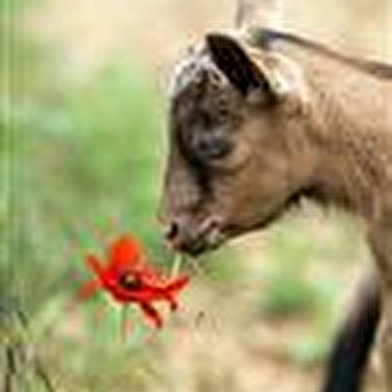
[164,220,180,242]
[163,217,193,251]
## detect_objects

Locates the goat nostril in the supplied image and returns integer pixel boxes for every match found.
[165,221,179,241]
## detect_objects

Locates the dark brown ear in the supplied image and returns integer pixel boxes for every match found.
[206,33,271,96]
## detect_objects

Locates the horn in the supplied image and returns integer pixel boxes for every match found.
[235,0,283,30]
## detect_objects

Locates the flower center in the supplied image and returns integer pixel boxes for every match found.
[118,272,143,290]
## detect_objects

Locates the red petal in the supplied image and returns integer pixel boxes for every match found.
[159,275,189,311]
[100,276,135,302]
[109,275,189,304]
[137,268,165,287]
[140,303,163,329]
[114,286,159,303]
[98,274,158,304]
[108,236,144,272]
[77,279,101,300]
[164,275,190,292]
[85,254,105,277]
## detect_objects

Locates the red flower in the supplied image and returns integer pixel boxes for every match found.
[79,235,189,329]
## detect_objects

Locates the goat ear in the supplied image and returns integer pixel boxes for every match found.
[206,33,272,96]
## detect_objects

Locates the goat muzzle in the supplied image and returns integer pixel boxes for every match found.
[163,215,225,256]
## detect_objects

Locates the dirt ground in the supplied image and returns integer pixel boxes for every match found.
[22,1,390,391]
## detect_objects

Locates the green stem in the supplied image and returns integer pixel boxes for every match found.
[170,254,184,278]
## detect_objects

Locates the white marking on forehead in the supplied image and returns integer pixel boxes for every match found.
[168,46,227,98]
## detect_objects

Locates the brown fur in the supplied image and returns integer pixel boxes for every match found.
[160,29,392,390]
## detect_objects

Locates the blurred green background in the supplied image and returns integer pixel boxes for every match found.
[1,0,389,391]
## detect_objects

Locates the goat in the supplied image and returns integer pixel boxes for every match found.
[159,2,391,391]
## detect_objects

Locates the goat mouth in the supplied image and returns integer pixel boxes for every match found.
[178,222,226,257]
[180,191,305,257]
[180,207,286,257]
[181,236,224,257]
